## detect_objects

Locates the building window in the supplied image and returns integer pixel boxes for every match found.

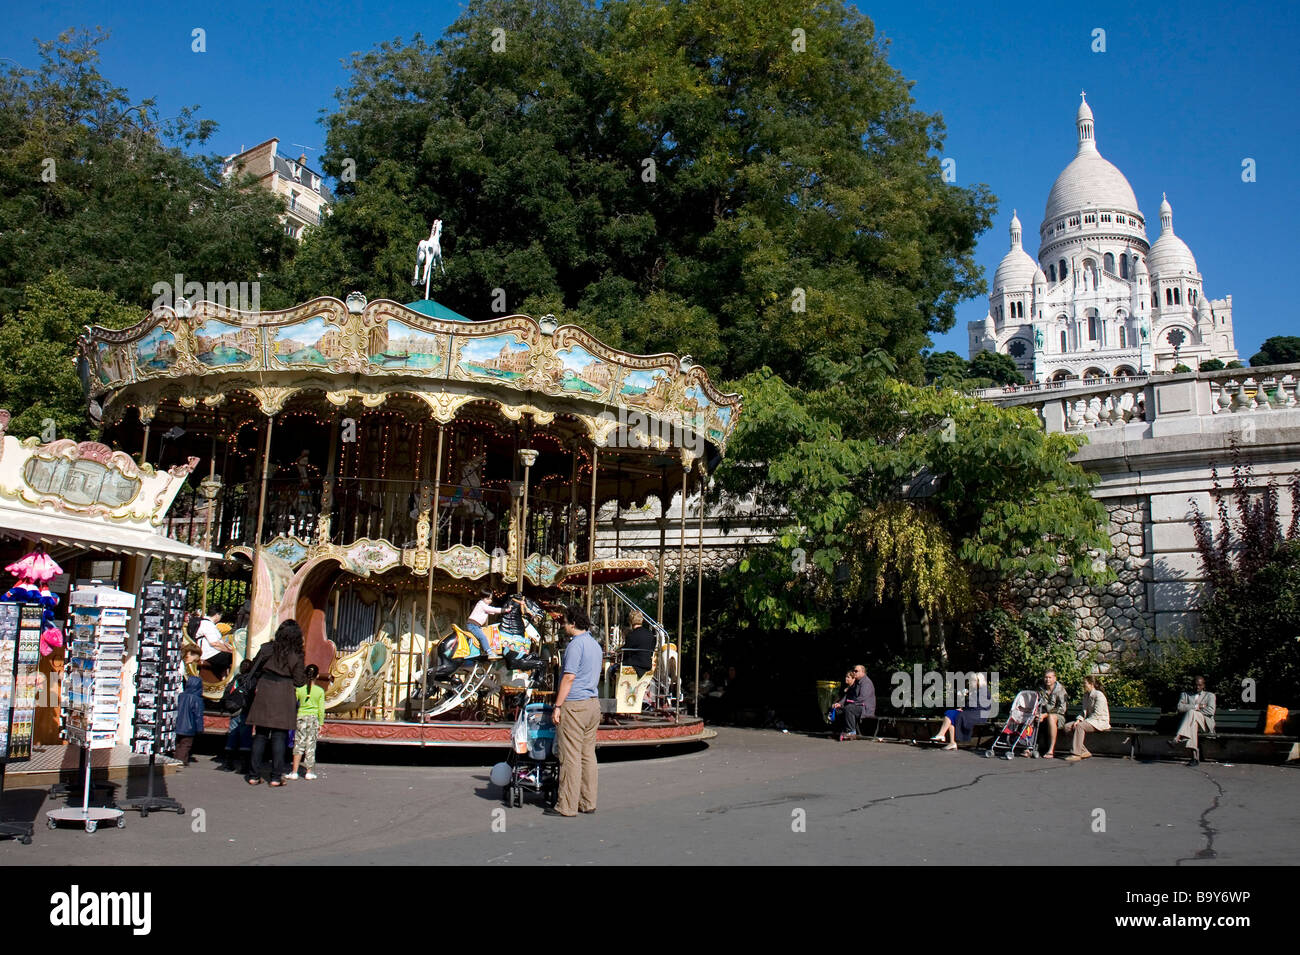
[1058,259,1068,281]
[1174,288,1181,305]
[1069,216,1080,227]
[1084,213,1096,224]
[1104,252,1115,273]
[1152,292,1158,309]
[1119,327,1127,348]
[1088,314,1098,341]
[1008,339,1027,358]
[290,192,299,212]
[1060,331,1067,352]
[1101,213,1112,223]
[1120,254,1129,279]
[1049,264,1056,283]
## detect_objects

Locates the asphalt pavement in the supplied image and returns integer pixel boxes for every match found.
[1,728,1296,865]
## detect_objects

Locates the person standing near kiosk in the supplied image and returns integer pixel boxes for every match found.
[549,605,600,817]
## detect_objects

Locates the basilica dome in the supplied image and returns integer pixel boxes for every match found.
[1042,94,1141,225]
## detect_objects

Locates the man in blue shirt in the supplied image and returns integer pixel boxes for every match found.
[550,605,601,816]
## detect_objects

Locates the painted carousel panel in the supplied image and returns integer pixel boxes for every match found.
[454,334,533,384]
[193,318,260,369]
[367,319,447,372]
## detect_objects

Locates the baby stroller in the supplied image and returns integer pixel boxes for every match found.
[502,701,559,808]
[984,690,1040,759]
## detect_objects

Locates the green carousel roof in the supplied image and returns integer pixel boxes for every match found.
[403,299,472,323]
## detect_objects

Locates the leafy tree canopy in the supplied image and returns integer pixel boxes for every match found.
[276,0,995,386]
[711,358,1111,633]
[923,350,969,386]
[1249,336,1300,368]
[0,28,293,313]
[967,349,1024,385]
[0,271,141,442]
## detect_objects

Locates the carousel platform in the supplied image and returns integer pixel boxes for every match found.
[202,713,711,748]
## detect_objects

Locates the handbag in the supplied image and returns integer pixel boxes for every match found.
[237,652,271,715]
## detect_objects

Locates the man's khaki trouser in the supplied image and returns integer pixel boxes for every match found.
[1176,711,1211,752]
[556,698,600,815]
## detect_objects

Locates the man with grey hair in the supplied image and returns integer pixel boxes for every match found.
[831,664,876,741]
[1035,670,1068,757]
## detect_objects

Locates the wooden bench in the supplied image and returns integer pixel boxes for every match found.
[1049,704,1161,758]
[1203,709,1263,736]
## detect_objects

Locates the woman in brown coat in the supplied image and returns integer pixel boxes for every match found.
[245,620,307,786]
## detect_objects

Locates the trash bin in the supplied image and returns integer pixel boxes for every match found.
[816,680,840,724]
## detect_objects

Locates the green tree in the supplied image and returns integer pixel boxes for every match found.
[0,271,141,442]
[967,349,1024,385]
[1198,358,1225,371]
[0,29,293,313]
[277,0,995,386]
[923,350,969,386]
[1249,336,1300,367]
[712,359,1111,645]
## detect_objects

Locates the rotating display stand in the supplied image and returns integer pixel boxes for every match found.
[47,586,132,834]
[118,581,185,817]
[0,602,37,843]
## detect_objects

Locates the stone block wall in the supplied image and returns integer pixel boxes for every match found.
[1005,495,1156,660]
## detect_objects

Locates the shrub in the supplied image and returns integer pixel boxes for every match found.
[1110,635,1218,709]
[974,607,1094,706]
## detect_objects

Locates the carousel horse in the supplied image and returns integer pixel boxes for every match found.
[439,455,494,523]
[412,219,445,299]
[431,595,546,678]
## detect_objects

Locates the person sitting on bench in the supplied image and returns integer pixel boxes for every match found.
[1062,675,1109,761]
[1169,675,1215,766]
[831,664,875,741]
[1034,669,1068,757]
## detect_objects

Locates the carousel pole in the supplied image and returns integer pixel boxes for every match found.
[568,448,578,564]
[586,445,598,616]
[199,429,218,617]
[518,448,538,595]
[676,458,688,722]
[253,413,275,553]
[695,462,705,719]
[655,467,668,625]
[420,424,445,736]
[138,414,153,467]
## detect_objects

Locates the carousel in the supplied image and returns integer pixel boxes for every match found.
[77,257,741,747]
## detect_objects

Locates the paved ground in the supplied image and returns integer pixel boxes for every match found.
[1,728,1297,865]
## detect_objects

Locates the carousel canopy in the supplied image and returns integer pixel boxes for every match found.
[77,295,742,462]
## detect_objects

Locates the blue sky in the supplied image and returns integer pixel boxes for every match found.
[4,1,1296,360]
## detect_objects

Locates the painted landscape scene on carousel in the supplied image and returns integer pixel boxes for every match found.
[369,319,444,370]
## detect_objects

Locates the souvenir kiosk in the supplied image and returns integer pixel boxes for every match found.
[0,408,221,816]
[78,291,741,747]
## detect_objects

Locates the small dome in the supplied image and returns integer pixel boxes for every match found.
[993,248,1038,292]
[1033,265,1047,286]
[1076,93,1094,124]
[1147,194,1199,276]
[993,211,1037,291]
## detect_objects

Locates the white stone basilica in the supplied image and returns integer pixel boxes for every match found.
[969,94,1238,381]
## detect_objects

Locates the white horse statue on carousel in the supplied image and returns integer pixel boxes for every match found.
[412,219,445,299]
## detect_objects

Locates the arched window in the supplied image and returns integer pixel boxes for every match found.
[1104,252,1115,274]
[1059,259,1068,281]
[1152,292,1158,309]
[1165,288,1173,305]
[1190,288,1197,304]
[1119,327,1127,348]
[1049,264,1057,283]
[1060,330,1067,352]
[1174,288,1181,305]
[1120,254,1129,279]
[1088,314,1098,341]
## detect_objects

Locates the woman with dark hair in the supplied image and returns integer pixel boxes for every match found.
[244,620,307,786]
